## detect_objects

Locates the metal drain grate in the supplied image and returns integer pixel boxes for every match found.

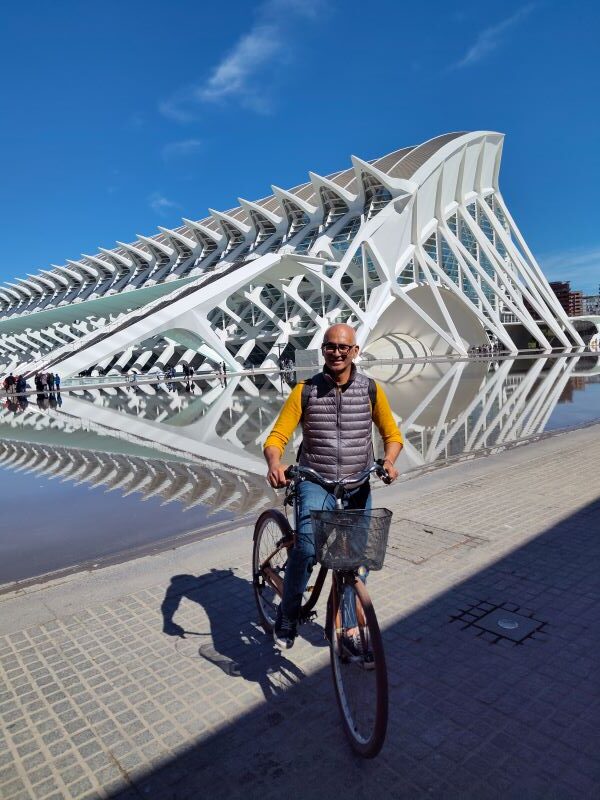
[450,601,548,645]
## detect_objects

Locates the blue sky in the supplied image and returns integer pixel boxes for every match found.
[0,0,599,294]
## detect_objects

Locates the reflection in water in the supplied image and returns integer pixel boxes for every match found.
[1,356,599,516]
[0,440,270,516]
[370,355,599,472]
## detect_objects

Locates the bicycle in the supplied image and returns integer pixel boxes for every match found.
[252,461,392,758]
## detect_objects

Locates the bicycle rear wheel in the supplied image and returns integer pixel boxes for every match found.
[329,576,388,758]
[252,510,292,632]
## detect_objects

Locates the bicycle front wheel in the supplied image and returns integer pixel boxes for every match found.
[252,509,292,632]
[329,576,388,758]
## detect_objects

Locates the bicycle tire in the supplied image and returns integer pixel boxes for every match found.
[252,509,292,632]
[329,576,388,758]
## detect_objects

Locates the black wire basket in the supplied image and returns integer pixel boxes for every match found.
[311,508,392,571]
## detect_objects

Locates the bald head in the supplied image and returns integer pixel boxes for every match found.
[321,324,359,382]
[323,323,356,346]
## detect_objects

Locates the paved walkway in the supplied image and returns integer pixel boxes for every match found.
[1,425,599,799]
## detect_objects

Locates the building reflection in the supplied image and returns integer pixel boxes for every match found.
[366,356,594,472]
[0,356,598,514]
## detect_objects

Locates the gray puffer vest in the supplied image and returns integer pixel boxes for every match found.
[299,369,373,481]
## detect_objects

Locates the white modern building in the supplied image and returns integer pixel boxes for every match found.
[0,131,584,378]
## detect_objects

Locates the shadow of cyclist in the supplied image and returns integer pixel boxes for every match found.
[160,569,307,701]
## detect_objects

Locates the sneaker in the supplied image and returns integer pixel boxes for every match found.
[273,607,297,650]
[341,631,375,670]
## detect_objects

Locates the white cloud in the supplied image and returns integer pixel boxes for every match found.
[160,0,324,120]
[148,192,180,216]
[454,4,535,69]
[540,245,600,294]
[200,24,281,103]
[162,139,203,159]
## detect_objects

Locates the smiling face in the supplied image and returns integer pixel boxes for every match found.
[321,323,358,381]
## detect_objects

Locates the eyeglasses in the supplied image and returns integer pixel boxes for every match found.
[321,342,356,354]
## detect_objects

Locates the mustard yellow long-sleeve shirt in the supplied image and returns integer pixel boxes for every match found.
[264,379,403,457]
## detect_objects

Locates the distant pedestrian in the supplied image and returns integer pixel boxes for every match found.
[48,373,55,391]
[55,374,61,391]
[3,373,16,396]
[166,366,176,391]
[34,373,43,392]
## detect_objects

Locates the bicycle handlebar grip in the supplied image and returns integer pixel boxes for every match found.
[375,458,392,485]
[284,465,298,480]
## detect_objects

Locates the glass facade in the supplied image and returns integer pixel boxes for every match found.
[478,206,495,243]
[294,228,319,254]
[493,199,510,233]
[365,253,380,284]
[480,253,497,308]
[253,214,277,247]
[462,268,480,305]
[459,218,478,260]
[363,176,392,220]
[262,236,283,254]
[440,236,459,285]
[423,233,437,263]
[423,234,440,284]
[282,201,310,238]
[319,188,349,229]
[396,259,414,286]
[330,217,361,254]
[222,224,245,255]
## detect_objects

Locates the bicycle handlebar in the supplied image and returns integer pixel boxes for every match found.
[284,460,391,491]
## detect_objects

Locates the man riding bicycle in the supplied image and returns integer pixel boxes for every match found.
[264,323,403,650]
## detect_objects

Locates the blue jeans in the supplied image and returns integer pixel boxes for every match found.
[281,480,371,628]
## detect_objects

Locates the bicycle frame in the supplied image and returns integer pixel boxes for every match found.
[258,527,329,620]
[253,461,390,757]
[261,461,387,621]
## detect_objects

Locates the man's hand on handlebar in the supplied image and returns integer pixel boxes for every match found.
[264,445,291,489]
[377,458,399,484]
[267,462,290,489]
